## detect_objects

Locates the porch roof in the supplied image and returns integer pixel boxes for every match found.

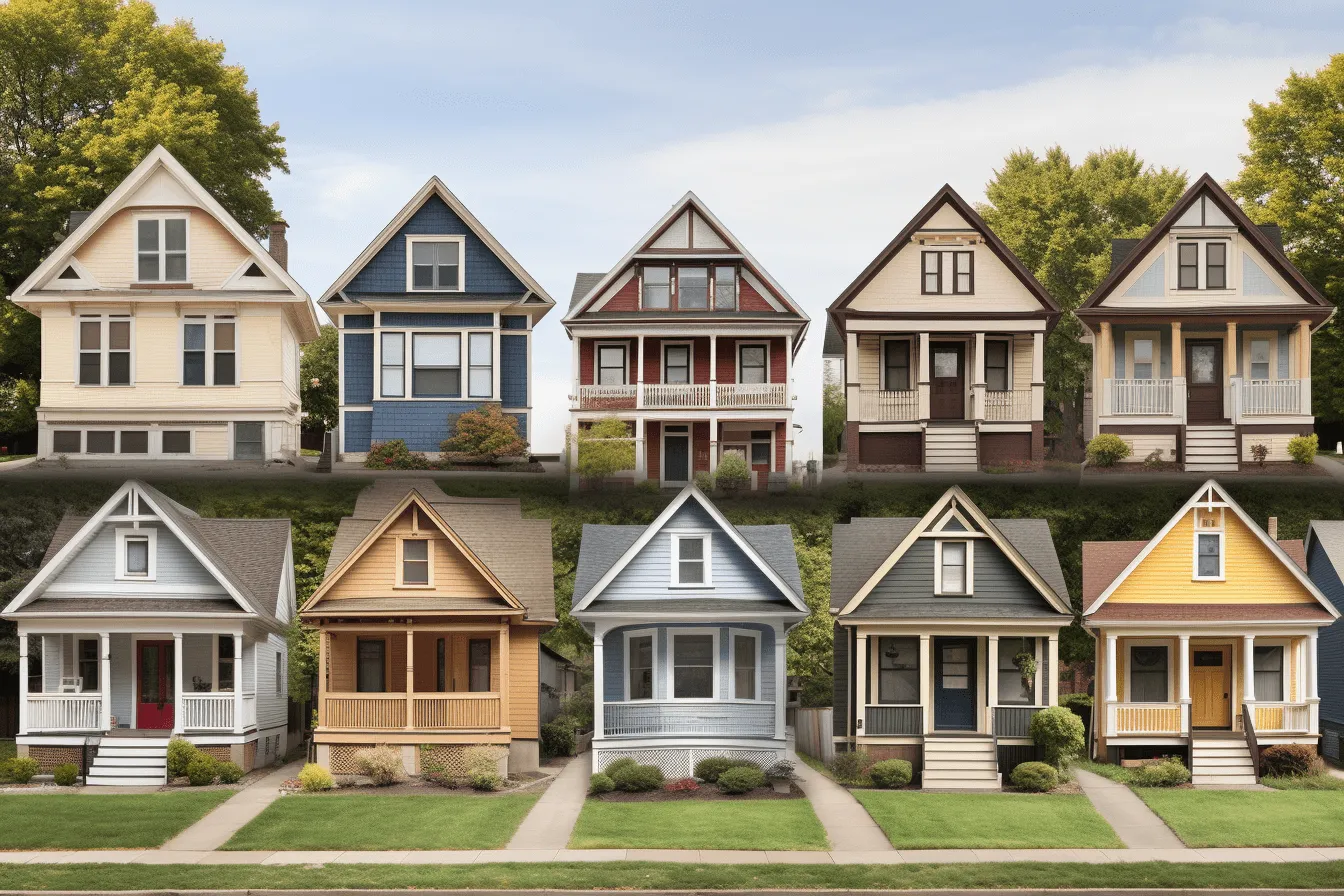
[1087,602,1332,624]
[20,597,242,615]
[302,596,516,615]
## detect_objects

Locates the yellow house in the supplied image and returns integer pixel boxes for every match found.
[9,146,320,461]
[1083,481,1337,784]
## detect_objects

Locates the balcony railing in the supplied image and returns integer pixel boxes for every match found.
[27,694,101,731]
[1107,701,1183,736]
[1107,379,1174,416]
[863,704,923,736]
[1239,379,1304,416]
[984,390,1032,422]
[1252,701,1310,734]
[857,389,920,422]
[181,694,235,731]
[323,692,503,731]
[578,384,637,410]
[603,701,774,738]
[716,382,788,408]
[643,383,711,408]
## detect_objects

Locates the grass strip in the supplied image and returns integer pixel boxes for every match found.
[852,791,1124,849]
[569,799,829,850]
[1136,789,1344,847]
[0,792,234,849]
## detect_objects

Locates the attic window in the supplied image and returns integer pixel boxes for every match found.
[671,534,711,586]
[242,263,264,278]
[400,538,431,586]
[408,237,463,291]
[115,528,156,581]
[58,266,80,280]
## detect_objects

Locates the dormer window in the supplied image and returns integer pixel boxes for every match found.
[679,267,709,309]
[115,528,156,580]
[935,540,971,595]
[714,266,737,309]
[136,217,188,282]
[1176,240,1230,290]
[952,251,973,294]
[400,538,431,586]
[408,237,463,291]
[922,251,941,294]
[1195,531,1223,580]
[672,533,710,586]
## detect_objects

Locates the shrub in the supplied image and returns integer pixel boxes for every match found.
[352,745,405,786]
[765,759,797,780]
[1058,693,1093,710]
[1131,757,1190,787]
[577,417,634,480]
[664,777,699,792]
[1010,761,1059,792]
[364,439,430,470]
[216,761,244,785]
[298,763,335,792]
[603,757,638,778]
[470,772,504,791]
[717,765,767,794]
[610,762,664,792]
[1250,443,1269,467]
[694,756,758,783]
[715,451,750,490]
[167,737,200,778]
[186,755,220,786]
[868,758,913,789]
[464,745,506,779]
[588,772,615,794]
[829,749,871,784]
[1030,705,1086,769]
[1086,433,1131,467]
[6,756,38,784]
[1260,744,1320,778]
[52,763,79,786]
[693,471,715,491]
[541,717,577,758]
[1288,433,1319,465]
[440,403,528,459]
[559,692,594,730]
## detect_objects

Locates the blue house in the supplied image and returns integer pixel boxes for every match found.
[1304,521,1344,763]
[319,179,554,458]
[572,486,808,777]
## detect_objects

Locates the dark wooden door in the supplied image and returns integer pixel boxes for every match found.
[933,637,976,731]
[929,343,965,420]
[136,640,174,730]
[663,432,690,483]
[1186,341,1224,423]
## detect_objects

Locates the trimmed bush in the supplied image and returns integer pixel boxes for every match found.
[714,451,750,490]
[1086,433,1131,467]
[352,745,404,786]
[1010,761,1059,792]
[5,756,38,784]
[541,717,577,758]
[694,756,758,783]
[185,755,219,786]
[717,765,767,794]
[1132,757,1191,787]
[364,439,430,470]
[1058,693,1093,710]
[1260,744,1320,778]
[868,758,913,789]
[829,748,871,785]
[765,759,797,780]
[298,763,334,792]
[603,757,638,778]
[167,737,200,778]
[1030,705,1086,769]
[1288,433,1319,465]
[216,761,244,784]
[588,772,615,794]
[610,762,664,792]
[470,772,504,791]
[52,763,79,786]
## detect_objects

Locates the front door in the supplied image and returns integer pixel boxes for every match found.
[933,637,976,731]
[136,640,174,730]
[1191,646,1231,728]
[663,426,690,485]
[1186,341,1225,423]
[930,343,965,420]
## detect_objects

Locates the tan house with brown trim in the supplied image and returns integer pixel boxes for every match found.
[301,481,554,776]
[1078,174,1334,472]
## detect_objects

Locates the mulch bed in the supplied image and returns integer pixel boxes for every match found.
[595,782,804,802]
[290,770,550,797]
[1085,462,1325,477]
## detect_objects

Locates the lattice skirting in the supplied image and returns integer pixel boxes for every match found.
[26,746,83,773]
[420,744,507,777]
[328,744,374,776]
[593,746,783,779]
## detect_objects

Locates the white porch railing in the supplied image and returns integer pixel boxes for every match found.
[603,701,775,737]
[643,383,711,408]
[857,389,920,422]
[1107,701,1184,737]
[1239,379,1304,416]
[181,694,235,731]
[27,694,101,731]
[716,382,787,408]
[984,390,1032,422]
[578,384,638,410]
[1107,379,1174,416]
[1252,701,1311,733]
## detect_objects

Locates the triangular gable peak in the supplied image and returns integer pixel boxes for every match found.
[318,177,554,309]
[572,485,808,613]
[301,490,525,614]
[4,480,256,616]
[839,485,1071,617]
[1085,480,1337,617]
[564,191,806,321]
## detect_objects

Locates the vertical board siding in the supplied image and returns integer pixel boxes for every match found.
[343,333,374,405]
[833,623,850,737]
[855,537,1056,616]
[500,334,528,407]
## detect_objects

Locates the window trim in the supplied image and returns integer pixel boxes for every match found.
[667,627,720,702]
[735,341,769,385]
[76,314,134,387]
[670,532,713,588]
[396,536,434,589]
[1252,641,1288,703]
[713,265,738,310]
[180,314,239,387]
[380,331,406,398]
[729,628,762,701]
[594,341,629,386]
[77,638,100,693]
[640,265,672,310]
[1125,640,1174,703]
[132,212,190,284]
[411,331,463,398]
[676,265,710,311]
[1205,240,1228,290]
[467,331,495,399]
[404,235,466,293]
[881,336,913,392]
[1242,330,1279,382]
[115,527,157,581]
[933,539,973,595]
[623,628,658,702]
[1124,330,1161,381]
[984,337,1012,392]
[1176,241,1200,290]
[1193,529,1225,581]
[921,250,942,295]
[661,340,693,385]
[874,635,921,706]
[952,250,975,294]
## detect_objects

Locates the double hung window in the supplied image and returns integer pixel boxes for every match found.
[714,266,736,309]
[997,637,1035,705]
[679,267,709,309]
[733,633,758,700]
[380,333,405,397]
[627,634,654,700]
[673,534,709,585]
[883,340,910,391]
[468,332,493,398]
[739,345,766,384]
[356,639,385,692]
[1196,532,1223,579]
[664,344,690,384]
[1129,646,1169,702]
[986,341,1009,391]
[642,266,671,308]
[938,542,968,594]
[79,316,132,386]
[217,636,235,691]
[1253,645,1284,701]
[1206,242,1227,289]
[183,316,236,386]
[412,333,461,397]
[921,251,941,293]
[952,251,973,293]
[409,239,461,291]
[1249,337,1271,380]
[401,538,430,585]
[1178,243,1199,289]
[1132,337,1155,380]
[877,636,919,704]
[137,217,187,282]
[672,633,714,699]
[468,639,491,692]
[78,640,100,692]
[597,344,627,385]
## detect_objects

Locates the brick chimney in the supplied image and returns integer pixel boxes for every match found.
[268,219,289,270]
[1268,516,1278,540]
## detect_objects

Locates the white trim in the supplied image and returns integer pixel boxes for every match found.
[46,256,100,291]
[404,234,466,293]
[667,627,720,701]
[379,331,406,398]
[395,534,434,589]
[661,340,694,385]
[622,628,657,702]
[729,628,762,701]
[594,340,631,386]
[131,211,191,284]
[114,527,157,582]
[1242,329,1280,381]
[1124,638,1175,704]
[933,539,973,596]
[74,313,136,388]
[670,532,713,588]
[660,424,692,487]
[179,313,239,387]
[221,257,280,291]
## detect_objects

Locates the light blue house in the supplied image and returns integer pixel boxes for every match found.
[319,178,554,458]
[572,486,808,776]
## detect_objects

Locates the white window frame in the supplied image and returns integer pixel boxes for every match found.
[735,341,769,386]
[76,314,135,387]
[396,536,434,589]
[133,212,190,284]
[410,331,463,398]
[729,628,762,702]
[467,331,494,399]
[934,539,973,595]
[661,340,694,385]
[622,628,657,702]
[984,337,1012,392]
[405,235,466,293]
[670,532,712,588]
[1242,330,1279,382]
[594,341,629,386]
[380,331,406,398]
[1193,529,1225,581]
[180,314,239,387]
[1125,330,1160,381]
[667,627,720,702]
[115,527,157,581]
[1125,639,1175,703]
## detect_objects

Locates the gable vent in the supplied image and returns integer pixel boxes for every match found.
[242,262,265,278]
[57,266,80,280]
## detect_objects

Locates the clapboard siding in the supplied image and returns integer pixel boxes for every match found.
[853,537,1054,617]
[833,622,851,738]
[255,633,287,729]
[320,507,496,600]
[509,627,540,739]
[1308,539,1344,726]
[601,622,776,704]
[51,522,220,589]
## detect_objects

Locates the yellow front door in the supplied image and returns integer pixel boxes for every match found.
[1191,646,1231,728]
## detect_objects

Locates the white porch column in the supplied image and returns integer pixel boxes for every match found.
[917,332,931,420]
[571,335,580,404]
[1031,331,1045,420]
[972,332,986,422]
[633,417,647,479]
[774,624,787,739]
[1104,634,1118,703]
[709,416,719,477]
[637,335,646,408]
[854,634,868,735]
[172,633,184,735]
[1242,634,1256,704]
[17,632,28,736]
[709,336,717,408]
[845,331,861,414]
[918,634,932,735]
[591,626,605,740]
[1047,634,1059,706]
[986,635,999,734]
[1178,635,1191,735]
[1307,632,1320,735]
[233,633,244,734]
[100,633,112,732]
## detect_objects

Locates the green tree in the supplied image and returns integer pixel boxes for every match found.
[576,417,635,481]
[300,324,338,434]
[1228,55,1344,422]
[821,383,845,456]
[0,377,38,435]
[978,147,1187,455]
[0,0,287,379]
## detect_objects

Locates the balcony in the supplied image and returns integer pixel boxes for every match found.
[603,701,775,738]
[322,692,503,731]
[716,382,788,408]
[578,384,637,411]
[643,383,711,408]
[983,390,1032,422]
[1106,379,1175,416]
[856,389,920,422]
[27,694,102,732]
[577,382,786,411]
[1237,379,1305,417]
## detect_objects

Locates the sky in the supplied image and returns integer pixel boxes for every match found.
[154,0,1344,456]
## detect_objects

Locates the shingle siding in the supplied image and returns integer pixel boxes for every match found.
[500,334,528,407]
[501,315,528,330]
[380,312,494,328]
[1308,539,1344,726]
[52,522,213,588]
[342,314,375,329]
[343,333,374,405]
[344,410,373,452]
[369,400,525,451]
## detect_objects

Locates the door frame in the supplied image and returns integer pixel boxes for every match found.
[1190,641,1233,730]
[661,424,691,486]
[1185,339,1226,424]
[932,635,980,732]
[133,636,175,731]
[929,340,968,421]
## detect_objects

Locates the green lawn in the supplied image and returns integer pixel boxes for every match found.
[853,791,1123,849]
[0,792,233,849]
[1263,773,1344,791]
[2,862,1344,891]
[224,794,537,850]
[1137,789,1344,847]
[569,799,829,850]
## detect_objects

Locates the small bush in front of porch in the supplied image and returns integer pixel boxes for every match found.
[352,745,404,786]
[610,762,664,792]
[694,756,758,783]
[588,772,615,794]
[52,763,79,786]
[167,737,199,778]
[1010,761,1058,792]
[1131,757,1190,787]
[1288,433,1319,465]
[1085,433,1131,467]
[5,756,38,783]
[217,761,244,785]
[186,755,220,786]
[298,763,334,792]
[717,765,766,794]
[1260,744,1320,778]
[869,758,913,789]
[1030,705,1085,769]
[364,439,431,470]
[714,451,750,491]
[440,403,528,460]
[829,748,873,786]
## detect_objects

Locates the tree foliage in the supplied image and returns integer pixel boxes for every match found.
[1228,55,1344,421]
[0,377,38,435]
[0,0,287,379]
[442,403,528,459]
[576,417,634,481]
[822,383,846,455]
[299,325,338,434]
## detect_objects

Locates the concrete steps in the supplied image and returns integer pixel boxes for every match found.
[1184,425,1239,473]
[925,425,978,474]
[922,737,1000,789]
[86,735,170,787]
[1191,737,1257,786]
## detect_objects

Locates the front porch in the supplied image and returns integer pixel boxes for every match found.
[570,414,791,489]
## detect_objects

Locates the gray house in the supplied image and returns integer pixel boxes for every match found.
[572,486,808,777]
[1304,521,1344,762]
[831,486,1072,788]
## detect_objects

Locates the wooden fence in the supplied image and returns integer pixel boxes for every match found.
[794,707,833,765]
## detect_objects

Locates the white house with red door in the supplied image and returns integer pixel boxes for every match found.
[2,481,293,784]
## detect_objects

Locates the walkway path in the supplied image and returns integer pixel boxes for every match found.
[507,754,591,850]
[789,751,893,852]
[1073,768,1185,850]
[161,761,302,852]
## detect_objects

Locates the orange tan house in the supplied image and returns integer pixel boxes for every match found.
[1083,481,1336,784]
[300,481,555,776]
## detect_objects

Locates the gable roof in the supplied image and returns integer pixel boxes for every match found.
[563,191,808,323]
[828,184,1060,320]
[571,486,808,615]
[4,481,291,624]
[834,486,1071,617]
[1079,173,1333,314]
[1083,480,1337,620]
[318,177,554,308]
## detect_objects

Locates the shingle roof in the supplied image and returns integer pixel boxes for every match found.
[41,514,90,565]
[569,273,605,312]
[1088,602,1333,623]
[823,318,843,356]
[1083,538,1308,608]
[22,597,243,615]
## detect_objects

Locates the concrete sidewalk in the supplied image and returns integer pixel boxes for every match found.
[789,752,893,852]
[161,761,302,852]
[1073,768,1185,850]
[507,754,591,849]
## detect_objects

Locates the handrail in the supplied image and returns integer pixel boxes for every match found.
[1242,704,1260,784]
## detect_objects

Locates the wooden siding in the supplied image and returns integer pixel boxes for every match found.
[73,206,252,291]
[50,522,219,590]
[328,629,501,697]
[601,622,777,704]
[509,627,539,739]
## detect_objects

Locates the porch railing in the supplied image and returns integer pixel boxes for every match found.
[643,383,711,408]
[984,390,1032,422]
[1107,701,1183,736]
[578,384,637,410]
[716,382,788,408]
[181,694,234,730]
[1106,378,1174,416]
[1252,701,1311,733]
[324,693,407,730]
[323,692,504,731]
[27,694,101,731]
[993,705,1048,738]
[863,704,923,736]
[603,701,774,738]
[1239,379,1303,416]
[413,693,502,729]
[856,389,920,422]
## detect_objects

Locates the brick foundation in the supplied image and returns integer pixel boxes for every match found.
[24,745,83,773]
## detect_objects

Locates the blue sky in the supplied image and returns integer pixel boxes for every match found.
[156,1,1344,455]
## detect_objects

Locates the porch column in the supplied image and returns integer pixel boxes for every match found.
[917,332,931,420]
[571,335,580,405]
[1225,322,1238,380]
[774,623,787,740]
[172,634,184,735]
[318,630,329,727]
[233,633,244,734]
[708,416,719,477]
[1242,634,1256,704]
[405,629,415,731]
[637,335,646,408]
[972,332,986,422]
[1178,635,1191,736]
[1104,634,1118,703]
[1300,319,1313,412]
[709,336,717,408]
[1031,331,1045,420]
[1171,322,1184,377]
[1047,634,1059,706]
[17,632,27,736]
[1098,322,1113,416]
[986,635,998,734]
[591,626,605,739]
[499,623,510,730]
[918,634,932,735]
[100,633,111,732]
[1307,632,1320,735]
[845,331,861,415]
[633,417,647,480]
[854,634,868,734]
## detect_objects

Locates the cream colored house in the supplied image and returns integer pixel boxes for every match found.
[9,146,320,462]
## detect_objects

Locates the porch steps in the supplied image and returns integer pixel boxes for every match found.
[924,424,978,474]
[85,735,170,787]
[1190,737,1258,786]
[921,737,1000,789]
[1184,425,1239,473]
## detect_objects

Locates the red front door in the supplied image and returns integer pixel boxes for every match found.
[136,640,174,730]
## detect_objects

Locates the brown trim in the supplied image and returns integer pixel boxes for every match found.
[131,282,193,290]
[953,250,974,295]
[840,309,1050,321]
[1239,423,1314,434]
[1099,424,1181,434]
[920,250,942,295]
